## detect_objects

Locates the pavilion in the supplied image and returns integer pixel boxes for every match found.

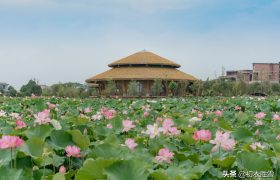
[86,51,197,96]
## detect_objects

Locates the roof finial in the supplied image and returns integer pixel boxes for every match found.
[141,49,148,52]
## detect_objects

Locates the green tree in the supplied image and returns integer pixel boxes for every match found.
[43,83,92,98]
[6,86,17,97]
[151,80,163,96]
[105,79,116,96]
[271,83,280,95]
[232,80,247,96]
[20,80,42,96]
[168,81,178,96]
[178,81,190,96]
[128,81,138,96]
[191,80,203,96]
[42,87,53,96]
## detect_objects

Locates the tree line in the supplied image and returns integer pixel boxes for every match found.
[102,79,280,97]
[0,80,95,98]
[1,79,280,98]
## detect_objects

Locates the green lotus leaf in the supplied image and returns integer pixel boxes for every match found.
[20,137,44,158]
[236,151,272,171]
[69,130,90,150]
[76,158,117,180]
[0,167,23,180]
[49,130,74,149]
[104,160,150,180]
[25,125,53,140]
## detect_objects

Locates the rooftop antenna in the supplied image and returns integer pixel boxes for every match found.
[222,65,225,76]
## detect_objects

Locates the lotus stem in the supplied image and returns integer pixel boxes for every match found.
[10,148,13,169]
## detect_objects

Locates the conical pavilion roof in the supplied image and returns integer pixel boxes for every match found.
[108,51,181,68]
[86,67,197,82]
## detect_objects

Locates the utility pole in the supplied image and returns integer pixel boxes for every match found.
[222,66,225,76]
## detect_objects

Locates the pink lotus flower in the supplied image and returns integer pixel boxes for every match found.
[91,112,103,121]
[125,138,138,151]
[255,112,266,119]
[162,119,180,136]
[213,118,218,123]
[193,130,212,141]
[210,131,236,152]
[276,134,280,140]
[84,108,92,113]
[0,135,24,149]
[143,124,163,139]
[156,117,164,124]
[215,110,223,117]
[104,110,116,120]
[250,142,265,151]
[10,113,21,120]
[100,107,116,120]
[255,120,263,126]
[273,114,280,121]
[65,145,81,158]
[15,120,27,129]
[155,148,174,163]
[255,129,260,136]
[34,109,52,125]
[235,106,241,111]
[168,127,181,136]
[198,112,203,118]
[80,114,90,119]
[144,111,149,117]
[189,117,202,125]
[142,105,151,112]
[0,110,6,117]
[106,124,113,129]
[59,166,66,173]
[122,120,136,132]
[162,119,174,131]
[47,102,57,109]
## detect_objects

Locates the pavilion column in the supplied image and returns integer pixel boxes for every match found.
[121,80,125,96]
[163,80,168,96]
[124,81,128,96]
[147,80,151,96]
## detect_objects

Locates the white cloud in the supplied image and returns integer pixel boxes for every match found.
[0,0,205,13]
[104,0,205,13]
[0,0,51,5]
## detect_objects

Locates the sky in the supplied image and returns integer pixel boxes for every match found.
[0,0,280,89]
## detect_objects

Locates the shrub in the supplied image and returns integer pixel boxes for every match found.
[168,81,178,96]
[128,81,138,96]
[105,79,116,96]
[151,80,163,96]
[178,81,190,96]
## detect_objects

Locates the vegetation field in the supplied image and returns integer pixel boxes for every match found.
[0,96,280,179]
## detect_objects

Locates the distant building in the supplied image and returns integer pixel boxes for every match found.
[0,82,9,94]
[40,85,50,90]
[252,63,279,83]
[220,63,280,83]
[220,70,252,83]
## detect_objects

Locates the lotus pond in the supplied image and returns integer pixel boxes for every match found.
[0,96,280,180]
